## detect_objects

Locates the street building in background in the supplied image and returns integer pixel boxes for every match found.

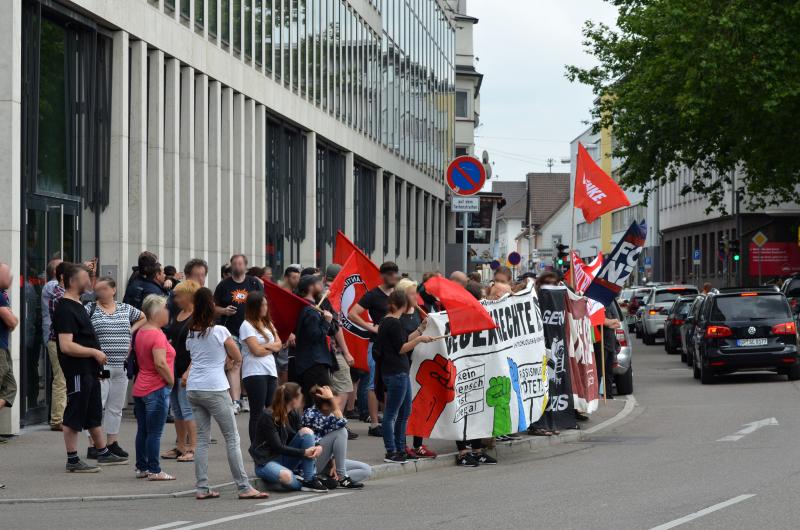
[0,0,466,434]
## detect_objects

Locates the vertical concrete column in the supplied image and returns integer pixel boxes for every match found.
[254,105,266,265]
[103,30,129,295]
[373,169,384,263]
[220,87,233,263]
[0,0,22,434]
[180,66,196,262]
[344,151,355,236]
[163,57,180,266]
[207,81,223,289]
[194,73,209,262]
[386,174,396,262]
[301,131,317,267]
[233,93,245,254]
[129,40,148,268]
[244,98,256,259]
[147,49,165,258]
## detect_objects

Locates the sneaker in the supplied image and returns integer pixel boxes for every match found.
[456,453,480,467]
[383,451,407,464]
[86,447,98,460]
[97,452,128,466]
[300,477,329,493]
[474,452,497,465]
[404,447,420,461]
[359,412,371,423]
[108,442,129,458]
[338,476,364,489]
[317,475,339,490]
[368,425,383,437]
[240,397,250,413]
[347,428,359,440]
[506,433,523,441]
[414,445,437,458]
[66,459,100,473]
[135,469,149,478]
[495,435,510,442]
[232,401,241,415]
[345,409,360,420]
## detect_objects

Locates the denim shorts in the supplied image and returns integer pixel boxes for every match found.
[170,383,193,420]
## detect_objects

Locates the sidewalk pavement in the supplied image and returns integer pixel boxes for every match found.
[0,398,626,504]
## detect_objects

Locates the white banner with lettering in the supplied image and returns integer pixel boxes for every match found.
[406,283,549,441]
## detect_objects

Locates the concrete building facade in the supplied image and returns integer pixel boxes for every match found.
[0,0,459,432]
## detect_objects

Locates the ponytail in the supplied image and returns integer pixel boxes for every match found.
[271,382,301,425]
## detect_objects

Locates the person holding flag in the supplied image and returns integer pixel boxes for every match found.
[294,275,335,408]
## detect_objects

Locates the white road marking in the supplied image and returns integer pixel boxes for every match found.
[717,417,778,442]
[584,395,637,435]
[169,492,350,530]
[139,522,192,530]
[649,494,756,530]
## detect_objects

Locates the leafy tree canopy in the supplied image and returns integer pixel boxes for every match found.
[566,0,800,213]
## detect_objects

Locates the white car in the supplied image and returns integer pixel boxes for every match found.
[640,285,699,345]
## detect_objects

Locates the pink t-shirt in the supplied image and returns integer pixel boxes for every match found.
[132,328,176,397]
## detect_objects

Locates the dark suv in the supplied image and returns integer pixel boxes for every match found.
[664,294,699,355]
[692,288,799,384]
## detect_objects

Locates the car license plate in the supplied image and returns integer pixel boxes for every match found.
[736,338,768,346]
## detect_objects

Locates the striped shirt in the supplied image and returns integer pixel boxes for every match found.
[86,302,142,367]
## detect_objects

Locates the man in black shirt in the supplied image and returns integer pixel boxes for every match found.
[123,252,166,310]
[348,261,400,437]
[294,275,334,407]
[214,254,263,413]
[55,264,127,472]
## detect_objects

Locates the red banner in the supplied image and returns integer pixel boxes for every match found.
[748,243,800,276]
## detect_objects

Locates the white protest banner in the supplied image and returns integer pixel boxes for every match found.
[406,283,549,441]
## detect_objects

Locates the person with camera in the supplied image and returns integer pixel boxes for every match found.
[85,277,145,460]
[55,264,128,472]
[132,295,176,480]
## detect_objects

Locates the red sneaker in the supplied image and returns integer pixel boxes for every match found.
[404,447,420,461]
[414,445,438,458]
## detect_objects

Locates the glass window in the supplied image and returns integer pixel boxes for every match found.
[290,0,297,90]
[406,184,411,257]
[195,0,204,30]
[456,89,468,118]
[298,0,305,95]
[383,173,390,256]
[209,0,218,38]
[233,0,242,54]
[166,0,176,13]
[255,0,262,65]
[221,0,230,46]
[284,0,291,87]
[274,0,282,78]
[265,0,272,71]
[180,0,190,22]
[395,179,402,256]
[37,19,69,194]
[245,0,253,60]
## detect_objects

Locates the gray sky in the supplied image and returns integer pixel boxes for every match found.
[469,0,618,183]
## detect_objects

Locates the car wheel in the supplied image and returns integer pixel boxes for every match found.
[693,361,700,379]
[680,350,687,363]
[643,332,655,346]
[635,327,642,339]
[686,350,694,367]
[615,368,633,395]
[700,362,714,385]
[788,364,800,381]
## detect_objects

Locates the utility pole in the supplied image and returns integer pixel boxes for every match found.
[546,158,555,173]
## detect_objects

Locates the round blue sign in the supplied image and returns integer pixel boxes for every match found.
[490,260,501,270]
[507,252,521,266]
[446,156,487,196]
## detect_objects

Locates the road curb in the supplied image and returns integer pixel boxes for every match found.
[0,397,637,505]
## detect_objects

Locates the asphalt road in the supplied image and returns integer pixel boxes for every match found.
[6,336,800,529]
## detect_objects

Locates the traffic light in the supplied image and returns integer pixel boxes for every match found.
[729,239,740,261]
[556,244,569,267]
[718,236,728,255]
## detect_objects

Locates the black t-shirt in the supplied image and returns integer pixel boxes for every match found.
[165,314,191,377]
[213,276,263,336]
[53,297,102,377]
[375,316,410,375]
[357,287,390,341]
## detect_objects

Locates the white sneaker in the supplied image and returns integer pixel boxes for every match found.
[240,397,250,413]
[232,401,241,415]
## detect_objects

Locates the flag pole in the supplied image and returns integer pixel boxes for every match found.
[568,205,576,289]
[600,332,607,404]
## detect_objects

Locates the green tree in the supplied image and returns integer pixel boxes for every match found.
[566,1,800,212]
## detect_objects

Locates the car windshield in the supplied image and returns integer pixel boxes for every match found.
[655,289,698,304]
[709,295,791,321]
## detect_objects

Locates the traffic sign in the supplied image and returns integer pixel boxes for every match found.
[644,256,652,269]
[507,252,521,266]
[451,196,480,212]
[446,156,487,196]
[490,260,501,270]
[752,231,768,248]
[692,249,701,265]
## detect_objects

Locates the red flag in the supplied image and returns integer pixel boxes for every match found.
[326,250,382,371]
[262,280,312,342]
[424,277,497,336]
[333,230,362,266]
[573,143,630,223]
[564,251,603,293]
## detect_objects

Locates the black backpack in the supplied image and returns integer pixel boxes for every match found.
[125,330,139,380]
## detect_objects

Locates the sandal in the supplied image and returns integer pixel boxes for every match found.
[147,471,176,481]
[238,489,269,500]
[196,490,220,500]
[529,428,553,437]
[177,450,195,462]
[161,448,181,459]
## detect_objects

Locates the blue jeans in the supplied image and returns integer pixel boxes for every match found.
[134,386,170,473]
[255,432,316,490]
[382,372,412,453]
[356,344,376,416]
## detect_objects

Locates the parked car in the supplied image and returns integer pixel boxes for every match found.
[664,294,699,355]
[608,300,633,395]
[627,288,650,333]
[691,288,799,384]
[640,285,700,345]
[780,273,800,321]
[680,294,707,365]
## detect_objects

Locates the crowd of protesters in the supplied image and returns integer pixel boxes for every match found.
[0,247,624,496]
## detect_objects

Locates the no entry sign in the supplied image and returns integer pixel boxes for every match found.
[446,156,486,196]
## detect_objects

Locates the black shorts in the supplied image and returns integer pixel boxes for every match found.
[63,373,103,432]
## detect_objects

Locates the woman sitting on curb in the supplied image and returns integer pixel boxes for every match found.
[250,382,328,492]
[302,385,370,489]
